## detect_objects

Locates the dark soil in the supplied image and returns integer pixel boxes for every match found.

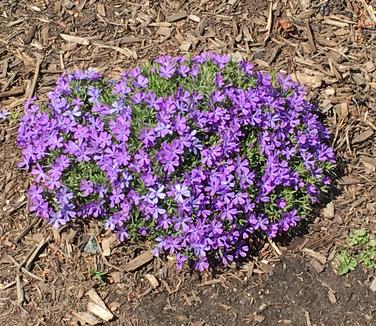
[0,0,375,325]
[130,256,375,326]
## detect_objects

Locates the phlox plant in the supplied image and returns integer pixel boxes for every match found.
[17,53,335,271]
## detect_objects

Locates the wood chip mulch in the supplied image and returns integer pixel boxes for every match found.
[0,1,375,325]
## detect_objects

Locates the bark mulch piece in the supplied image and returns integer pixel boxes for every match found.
[0,0,375,325]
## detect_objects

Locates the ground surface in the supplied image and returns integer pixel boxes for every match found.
[0,0,375,325]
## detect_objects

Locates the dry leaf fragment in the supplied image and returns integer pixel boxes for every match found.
[101,238,111,257]
[91,40,137,59]
[86,288,108,310]
[30,5,42,12]
[277,18,295,33]
[166,12,187,22]
[124,250,154,272]
[339,102,348,119]
[352,129,374,144]
[24,25,37,45]
[60,34,90,45]
[180,41,192,52]
[322,202,335,219]
[360,155,376,171]
[363,61,375,73]
[370,278,376,292]
[254,315,265,323]
[302,248,327,265]
[327,289,337,304]
[145,274,159,289]
[195,18,208,36]
[300,0,311,8]
[109,271,121,283]
[189,14,201,22]
[293,72,322,88]
[191,321,205,326]
[243,26,253,41]
[97,3,106,16]
[325,87,335,96]
[156,27,174,37]
[109,301,121,312]
[309,258,325,273]
[87,302,114,322]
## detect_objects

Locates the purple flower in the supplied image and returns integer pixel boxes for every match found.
[133,74,149,88]
[56,187,73,205]
[195,258,209,272]
[213,54,230,68]
[159,64,175,79]
[110,188,125,207]
[18,53,335,271]
[176,253,188,269]
[276,198,287,209]
[80,180,94,197]
[146,185,166,204]
[87,86,101,103]
[116,228,129,242]
[174,184,190,203]
[139,128,156,147]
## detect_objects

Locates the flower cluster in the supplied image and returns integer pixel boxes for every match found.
[17,53,335,271]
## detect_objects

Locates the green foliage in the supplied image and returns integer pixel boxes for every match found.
[335,229,376,275]
[91,269,107,285]
[347,229,369,246]
[62,161,108,199]
[8,110,22,126]
[222,61,256,89]
[336,251,358,275]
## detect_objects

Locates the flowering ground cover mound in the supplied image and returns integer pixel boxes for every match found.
[17,53,335,271]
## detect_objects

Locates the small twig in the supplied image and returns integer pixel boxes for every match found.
[7,200,27,216]
[161,279,173,294]
[21,267,45,282]
[137,287,153,298]
[360,0,376,23]
[0,281,16,291]
[7,254,46,282]
[25,236,50,271]
[305,309,313,326]
[197,278,222,287]
[0,57,9,78]
[18,245,38,271]
[16,275,24,305]
[264,1,274,44]
[167,279,182,295]
[7,254,21,268]
[305,20,316,51]
[1,71,16,92]
[268,239,282,256]
[8,97,25,109]
[0,86,26,99]
[14,218,41,243]
[27,56,43,99]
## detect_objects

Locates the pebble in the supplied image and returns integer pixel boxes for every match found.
[83,235,100,254]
